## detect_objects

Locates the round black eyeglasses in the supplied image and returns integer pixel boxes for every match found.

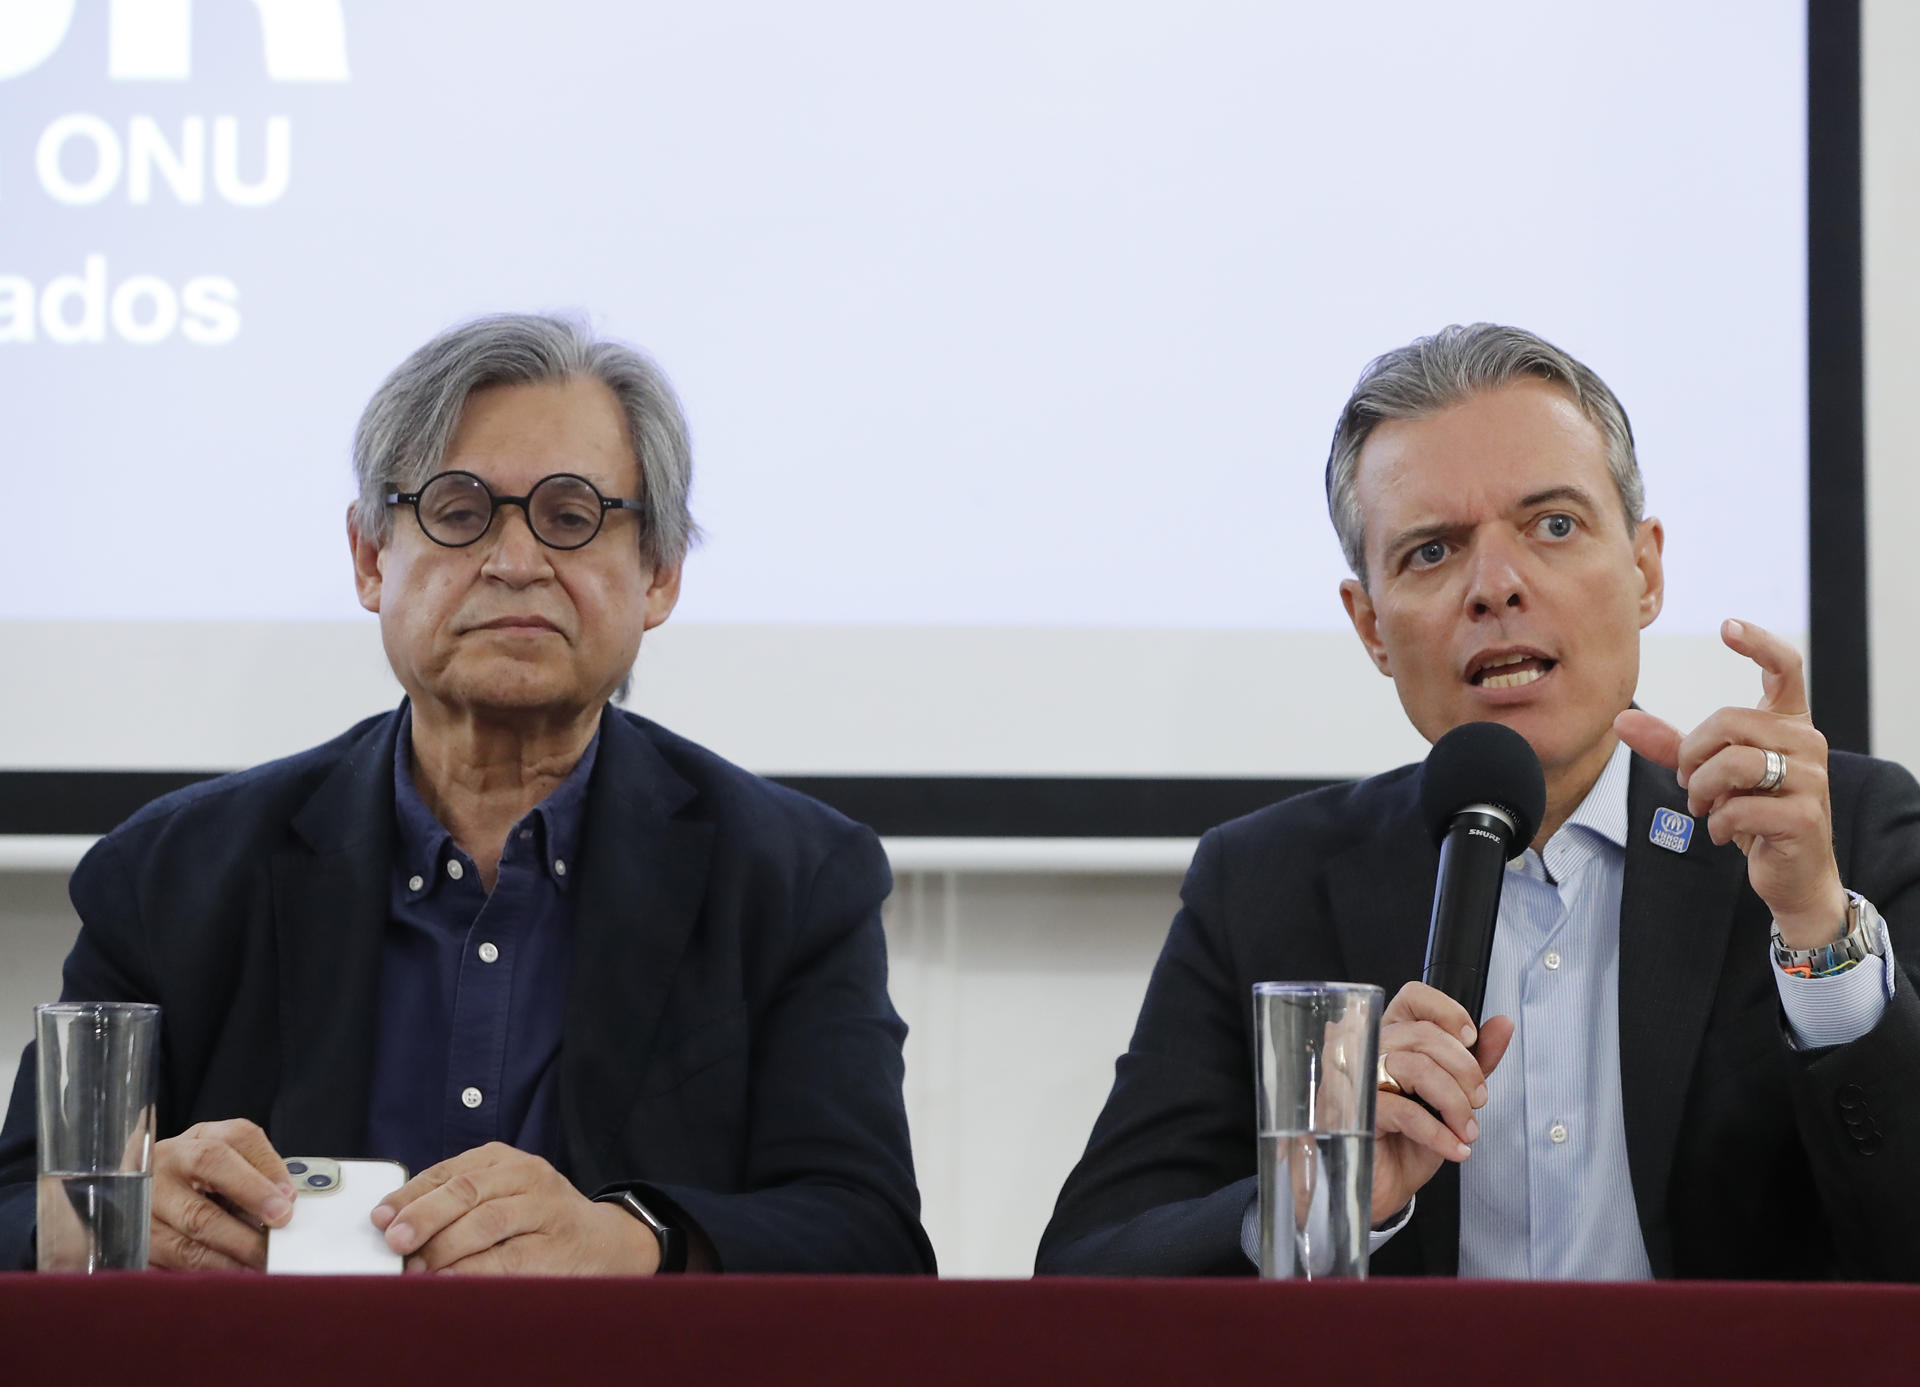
[386,471,643,551]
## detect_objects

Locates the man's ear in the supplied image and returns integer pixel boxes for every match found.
[348,506,383,614]
[642,562,683,631]
[1633,516,1665,630]
[1340,577,1393,676]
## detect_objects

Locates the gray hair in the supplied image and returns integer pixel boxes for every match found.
[351,313,698,573]
[1324,323,1643,588]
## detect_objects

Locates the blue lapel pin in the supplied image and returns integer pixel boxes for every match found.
[1650,807,1693,854]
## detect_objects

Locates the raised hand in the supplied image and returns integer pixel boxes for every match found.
[1614,618,1847,949]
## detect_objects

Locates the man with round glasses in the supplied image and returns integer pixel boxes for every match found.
[393,471,645,551]
[0,313,934,1277]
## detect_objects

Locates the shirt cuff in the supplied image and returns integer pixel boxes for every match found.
[1238,1190,1415,1268]
[1772,926,1896,1050]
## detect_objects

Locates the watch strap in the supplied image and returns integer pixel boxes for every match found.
[1772,891,1886,979]
[595,1189,687,1273]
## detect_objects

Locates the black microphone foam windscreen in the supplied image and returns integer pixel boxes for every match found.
[1419,721,1548,852]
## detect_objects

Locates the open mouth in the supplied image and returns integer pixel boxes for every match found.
[1470,653,1557,689]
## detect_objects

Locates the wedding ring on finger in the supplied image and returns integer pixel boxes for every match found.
[1377,1054,1405,1097]
[1755,747,1787,794]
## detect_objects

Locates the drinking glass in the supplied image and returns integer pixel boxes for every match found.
[35,1002,161,1272]
[1253,981,1383,1279]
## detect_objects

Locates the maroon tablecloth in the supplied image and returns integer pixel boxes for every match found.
[2,1274,1911,1385]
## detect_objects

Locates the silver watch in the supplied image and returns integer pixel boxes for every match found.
[1771,891,1887,976]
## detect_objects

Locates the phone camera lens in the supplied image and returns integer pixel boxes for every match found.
[307,1174,333,1188]
[285,1161,309,1175]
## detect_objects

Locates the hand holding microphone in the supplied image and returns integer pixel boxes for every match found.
[1369,722,1543,1227]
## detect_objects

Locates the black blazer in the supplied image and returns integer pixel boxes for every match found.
[1037,751,1920,1280]
[0,704,935,1274]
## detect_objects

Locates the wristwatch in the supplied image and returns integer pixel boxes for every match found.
[594,1189,687,1273]
[1771,891,1887,978]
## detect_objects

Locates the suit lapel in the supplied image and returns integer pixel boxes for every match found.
[1616,751,1746,1277]
[1322,778,1458,1274]
[267,708,402,1155]
[1324,810,1435,996]
[559,710,714,1188]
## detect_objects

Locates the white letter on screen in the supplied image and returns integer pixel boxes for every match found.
[250,0,349,81]
[37,115,124,205]
[0,0,77,82]
[213,116,290,206]
[129,116,206,205]
[109,0,190,81]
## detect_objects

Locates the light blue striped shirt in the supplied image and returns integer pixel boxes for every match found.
[1243,739,1896,1275]
[1460,740,1646,1277]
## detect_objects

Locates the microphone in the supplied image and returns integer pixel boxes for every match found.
[1418,721,1547,1027]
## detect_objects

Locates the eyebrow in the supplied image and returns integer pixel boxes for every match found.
[1380,520,1454,564]
[1377,485,1602,566]
[1514,485,1598,513]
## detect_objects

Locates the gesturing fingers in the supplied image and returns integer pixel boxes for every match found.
[1684,738,1829,820]
[1672,707,1826,798]
[1720,618,1810,719]
[1614,708,1684,772]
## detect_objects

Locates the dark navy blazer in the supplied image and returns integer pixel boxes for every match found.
[0,704,935,1274]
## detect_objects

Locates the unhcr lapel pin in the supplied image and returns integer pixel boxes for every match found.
[1650,807,1694,854]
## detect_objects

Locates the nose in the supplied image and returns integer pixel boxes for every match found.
[1463,530,1527,617]
[478,503,554,587]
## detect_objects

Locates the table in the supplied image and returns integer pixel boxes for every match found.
[3,1274,1911,1385]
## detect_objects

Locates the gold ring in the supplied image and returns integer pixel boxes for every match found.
[1377,1053,1404,1097]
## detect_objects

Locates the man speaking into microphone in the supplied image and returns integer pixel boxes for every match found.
[1037,324,1920,1280]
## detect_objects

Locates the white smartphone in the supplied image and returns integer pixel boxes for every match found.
[266,1157,408,1275]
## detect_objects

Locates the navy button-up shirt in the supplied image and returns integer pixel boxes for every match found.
[364,709,598,1181]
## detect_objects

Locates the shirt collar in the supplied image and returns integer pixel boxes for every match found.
[1562,737,1632,851]
[1512,737,1632,886]
[392,704,601,897]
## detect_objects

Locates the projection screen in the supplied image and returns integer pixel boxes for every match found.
[1,2,1811,818]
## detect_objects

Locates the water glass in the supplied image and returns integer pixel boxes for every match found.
[35,1002,161,1272]
[1253,981,1383,1279]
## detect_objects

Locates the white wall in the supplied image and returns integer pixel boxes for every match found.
[6,3,1920,1278]
[0,873,86,1103]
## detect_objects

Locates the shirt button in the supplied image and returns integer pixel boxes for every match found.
[1549,1122,1569,1144]
[461,1086,483,1109]
[477,941,499,964]
[407,874,424,893]
[446,859,465,881]
[553,858,567,877]
[1544,951,1563,971]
